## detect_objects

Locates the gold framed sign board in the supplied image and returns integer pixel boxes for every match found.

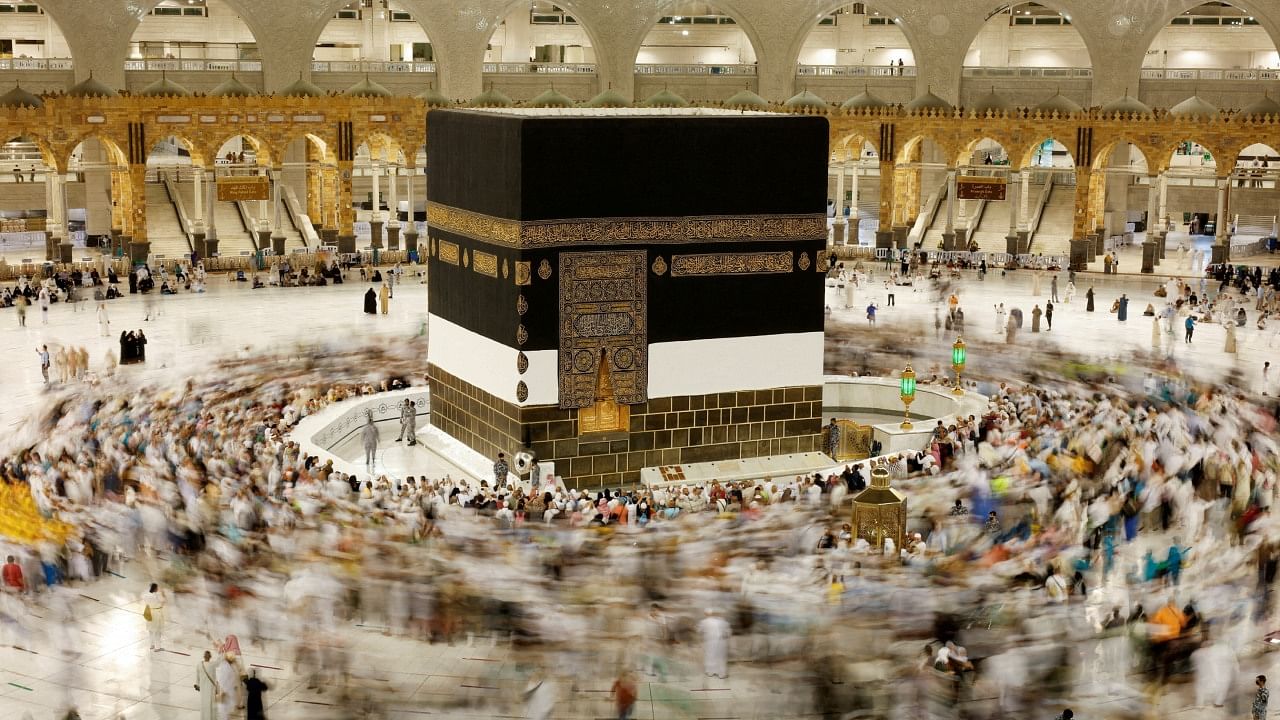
[217,176,270,202]
[956,175,1007,201]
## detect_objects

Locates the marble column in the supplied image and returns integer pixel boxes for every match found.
[832,163,846,246]
[941,169,957,251]
[1211,178,1231,264]
[271,168,286,256]
[57,173,73,262]
[1020,170,1030,225]
[1158,173,1169,232]
[849,161,860,245]
[1141,175,1159,273]
[387,165,400,250]
[204,169,219,256]
[369,164,384,249]
[44,171,61,260]
[1005,171,1020,255]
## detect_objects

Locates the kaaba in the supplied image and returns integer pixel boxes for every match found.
[425,108,829,488]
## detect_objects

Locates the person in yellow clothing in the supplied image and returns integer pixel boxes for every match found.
[379,282,390,315]
[1151,598,1186,642]
[1151,596,1187,682]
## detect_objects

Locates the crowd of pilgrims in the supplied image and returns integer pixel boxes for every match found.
[1,336,1280,719]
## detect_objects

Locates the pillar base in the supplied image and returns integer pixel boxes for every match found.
[204,234,219,257]
[1069,239,1090,272]
[1141,241,1157,274]
[832,221,847,246]
[321,228,338,247]
[1016,230,1030,254]
[404,230,420,261]
[386,225,401,251]
[1006,234,1020,256]
[941,232,956,252]
[1088,233,1102,259]
[256,230,271,254]
[45,234,58,261]
[1156,232,1167,260]
[272,235,286,256]
[110,228,123,256]
[192,232,205,258]
[875,230,894,249]
[338,234,356,254]
[369,220,384,250]
[1211,243,1230,265]
[954,227,969,251]
[891,225,908,249]
[128,241,150,264]
[57,242,73,264]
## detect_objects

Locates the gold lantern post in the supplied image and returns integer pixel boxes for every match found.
[852,462,908,554]
[951,336,967,396]
[899,363,916,430]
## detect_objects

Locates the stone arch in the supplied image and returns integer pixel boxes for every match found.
[896,133,954,166]
[1,132,59,170]
[143,132,207,169]
[64,133,134,235]
[831,123,884,160]
[280,130,335,165]
[1143,1,1280,72]
[1089,136,1156,175]
[792,2,920,68]
[313,0,431,64]
[128,0,262,65]
[1017,135,1077,170]
[961,1,1095,69]
[63,132,130,170]
[1164,137,1223,176]
[356,131,407,165]
[1222,138,1280,173]
[4,1,74,64]
[483,0,601,66]
[958,135,1016,168]
[211,132,274,168]
[634,1,765,67]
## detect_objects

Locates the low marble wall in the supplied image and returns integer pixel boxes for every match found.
[822,375,988,455]
[299,387,431,453]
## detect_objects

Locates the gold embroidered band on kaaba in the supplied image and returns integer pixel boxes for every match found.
[427,203,827,249]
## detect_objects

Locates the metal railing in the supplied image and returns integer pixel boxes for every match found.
[635,64,756,76]
[125,59,263,72]
[797,64,916,78]
[1141,68,1280,81]
[482,62,596,74]
[962,66,1092,78]
[281,185,317,248]
[1027,173,1056,244]
[310,60,436,73]
[0,57,73,71]
[162,176,196,253]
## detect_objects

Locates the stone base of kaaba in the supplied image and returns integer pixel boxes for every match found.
[429,364,822,488]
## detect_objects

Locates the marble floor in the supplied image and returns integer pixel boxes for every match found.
[0,261,1277,719]
[0,277,429,444]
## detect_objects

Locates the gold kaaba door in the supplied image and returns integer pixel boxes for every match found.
[824,419,872,461]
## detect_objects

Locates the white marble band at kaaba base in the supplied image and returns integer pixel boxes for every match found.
[429,311,826,408]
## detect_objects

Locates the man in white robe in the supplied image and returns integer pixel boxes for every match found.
[195,651,219,720]
[215,652,239,720]
[1192,639,1238,708]
[698,609,731,679]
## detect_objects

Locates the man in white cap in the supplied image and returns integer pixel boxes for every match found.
[698,608,731,680]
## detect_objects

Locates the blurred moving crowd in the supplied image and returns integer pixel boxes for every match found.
[1,335,1280,719]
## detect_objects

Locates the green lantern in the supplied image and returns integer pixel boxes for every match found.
[951,337,967,396]
[899,363,916,429]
